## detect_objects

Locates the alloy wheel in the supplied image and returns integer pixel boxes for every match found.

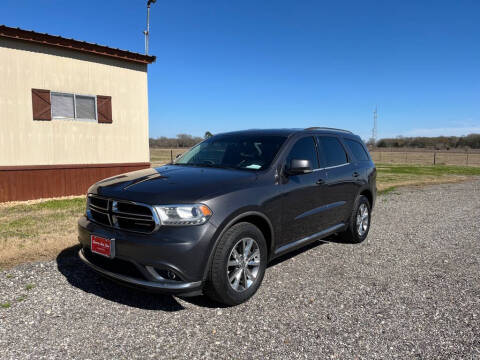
[356,203,369,236]
[227,237,260,292]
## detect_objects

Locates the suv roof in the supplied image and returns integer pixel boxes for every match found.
[216,127,357,138]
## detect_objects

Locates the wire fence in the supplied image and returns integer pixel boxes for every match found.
[370,150,480,166]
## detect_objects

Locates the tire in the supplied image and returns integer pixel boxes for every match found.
[338,195,371,244]
[204,222,267,306]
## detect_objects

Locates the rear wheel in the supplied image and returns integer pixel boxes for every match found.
[205,222,267,306]
[339,195,371,243]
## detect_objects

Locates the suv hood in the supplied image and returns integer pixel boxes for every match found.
[89,165,258,204]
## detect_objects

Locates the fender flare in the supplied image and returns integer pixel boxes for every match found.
[201,210,275,281]
[354,185,375,210]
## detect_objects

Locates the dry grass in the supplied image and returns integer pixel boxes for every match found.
[376,163,480,193]
[377,175,469,192]
[150,148,187,167]
[0,198,85,269]
[1,163,479,269]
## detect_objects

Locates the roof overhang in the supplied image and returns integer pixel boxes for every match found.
[0,25,156,65]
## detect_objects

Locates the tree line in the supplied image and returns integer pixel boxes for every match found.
[149,132,212,148]
[374,133,480,150]
[149,132,480,150]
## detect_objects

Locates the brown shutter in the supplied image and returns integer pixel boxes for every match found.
[97,95,112,123]
[31,89,51,120]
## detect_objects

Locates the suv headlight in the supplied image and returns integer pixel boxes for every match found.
[154,204,212,226]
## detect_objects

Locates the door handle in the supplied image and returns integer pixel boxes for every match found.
[352,172,360,178]
[316,178,325,185]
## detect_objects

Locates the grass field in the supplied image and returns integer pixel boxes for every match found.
[150,148,187,167]
[1,164,479,269]
[0,197,85,268]
[376,163,480,193]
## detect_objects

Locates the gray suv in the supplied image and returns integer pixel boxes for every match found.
[78,127,376,305]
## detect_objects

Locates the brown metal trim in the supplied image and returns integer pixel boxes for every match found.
[0,162,151,202]
[0,162,150,171]
[0,25,156,65]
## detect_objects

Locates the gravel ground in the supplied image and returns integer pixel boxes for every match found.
[1,180,479,359]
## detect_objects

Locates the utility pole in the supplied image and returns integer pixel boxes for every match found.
[372,106,378,144]
[144,0,157,55]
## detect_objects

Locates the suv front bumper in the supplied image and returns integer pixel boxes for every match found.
[77,215,218,296]
[78,248,203,295]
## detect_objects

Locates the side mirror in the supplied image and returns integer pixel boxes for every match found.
[286,159,313,175]
[175,153,182,159]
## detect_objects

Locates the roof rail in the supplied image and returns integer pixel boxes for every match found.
[304,127,353,134]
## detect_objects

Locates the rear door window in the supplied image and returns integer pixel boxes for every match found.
[344,139,370,161]
[317,136,348,167]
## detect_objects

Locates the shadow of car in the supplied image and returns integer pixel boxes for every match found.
[56,245,185,312]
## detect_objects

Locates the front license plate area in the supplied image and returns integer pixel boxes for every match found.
[91,235,115,258]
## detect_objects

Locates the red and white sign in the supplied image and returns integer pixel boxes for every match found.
[91,235,112,258]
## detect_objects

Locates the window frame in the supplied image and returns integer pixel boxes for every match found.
[50,91,98,122]
[316,135,350,169]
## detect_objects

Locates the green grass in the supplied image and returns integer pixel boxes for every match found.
[2,198,85,216]
[1,302,11,309]
[376,163,480,194]
[25,283,35,291]
[1,212,76,239]
[1,198,85,239]
[377,164,480,176]
[32,197,86,210]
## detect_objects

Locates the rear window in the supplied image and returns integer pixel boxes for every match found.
[344,139,370,161]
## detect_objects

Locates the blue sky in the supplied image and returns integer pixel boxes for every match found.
[3,0,480,139]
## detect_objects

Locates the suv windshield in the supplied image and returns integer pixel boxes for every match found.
[174,134,287,171]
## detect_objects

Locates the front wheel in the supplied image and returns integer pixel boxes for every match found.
[204,222,267,306]
[338,195,371,243]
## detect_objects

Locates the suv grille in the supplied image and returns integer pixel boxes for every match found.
[87,194,160,233]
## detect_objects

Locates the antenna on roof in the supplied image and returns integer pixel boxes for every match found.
[143,0,156,55]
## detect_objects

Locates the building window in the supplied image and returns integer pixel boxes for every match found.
[75,95,96,120]
[51,93,74,118]
[51,92,97,121]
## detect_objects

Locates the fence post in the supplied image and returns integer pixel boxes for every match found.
[466,152,469,166]
[433,152,436,165]
[170,150,173,163]
[405,152,408,163]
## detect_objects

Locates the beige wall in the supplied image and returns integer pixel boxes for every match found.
[0,38,150,166]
